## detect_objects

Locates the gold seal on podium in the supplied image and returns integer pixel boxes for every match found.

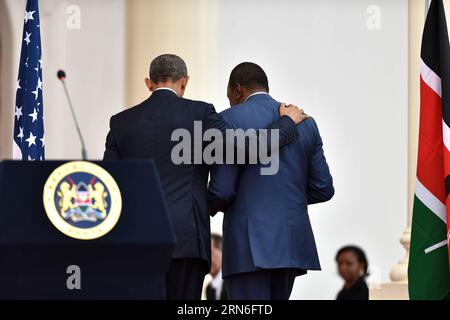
[43,161,122,240]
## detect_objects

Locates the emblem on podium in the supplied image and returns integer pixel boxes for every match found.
[43,161,122,240]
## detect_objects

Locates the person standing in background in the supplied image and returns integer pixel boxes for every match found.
[205,234,227,300]
[335,246,369,300]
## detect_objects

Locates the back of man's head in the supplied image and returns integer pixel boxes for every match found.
[228,62,269,92]
[149,54,188,84]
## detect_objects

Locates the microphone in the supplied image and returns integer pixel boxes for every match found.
[57,70,66,80]
[57,70,88,160]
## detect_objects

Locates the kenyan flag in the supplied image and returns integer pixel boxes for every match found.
[408,0,450,300]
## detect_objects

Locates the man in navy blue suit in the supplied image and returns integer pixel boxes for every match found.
[103,55,307,300]
[208,62,335,300]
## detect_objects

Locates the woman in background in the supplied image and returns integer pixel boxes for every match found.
[335,246,369,300]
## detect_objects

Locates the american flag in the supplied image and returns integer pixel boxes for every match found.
[13,0,45,161]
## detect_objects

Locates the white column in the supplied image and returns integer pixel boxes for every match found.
[0,0,24,160]
[125,0,219,106]
[371,0,426,299]
[388,0,425,284]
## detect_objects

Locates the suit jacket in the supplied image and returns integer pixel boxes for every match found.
[103,89,298,272]
[208,93,334,277]
[206,281,228,300]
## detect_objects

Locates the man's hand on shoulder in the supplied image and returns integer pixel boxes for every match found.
[279,103,309,124]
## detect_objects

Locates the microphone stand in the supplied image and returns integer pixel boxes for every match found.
[59,78,88,160]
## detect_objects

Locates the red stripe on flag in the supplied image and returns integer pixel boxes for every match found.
[417,76,446,204]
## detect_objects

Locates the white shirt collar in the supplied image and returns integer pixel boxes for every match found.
[210,270,223,300]
[153,87,178,96]
[244,91,269,102]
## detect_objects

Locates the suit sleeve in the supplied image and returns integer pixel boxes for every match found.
[103,116,120,160]
[208,164,240,216]
[307,120,334,204]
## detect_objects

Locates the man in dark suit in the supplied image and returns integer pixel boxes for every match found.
[103,54,307,300]
[208,62,335,300]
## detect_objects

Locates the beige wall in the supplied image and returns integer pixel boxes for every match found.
[125,0,219,107]
[0,0,21,159]
[0,0,125,160]
[408,0,423,227]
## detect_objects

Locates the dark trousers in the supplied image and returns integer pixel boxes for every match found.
[166,258,206,300]
[224,269,297,300]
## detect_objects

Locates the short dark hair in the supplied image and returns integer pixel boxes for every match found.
[149,54,188,83]
[228,62,269,92]
[211,233,222,251]
[335,245,369,277]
